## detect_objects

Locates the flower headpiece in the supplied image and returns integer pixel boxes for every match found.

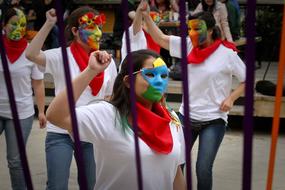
[78,12,106,27]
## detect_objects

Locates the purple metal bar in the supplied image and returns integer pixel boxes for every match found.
[0,37,33,189]
[54,0,87,189]
[178,1,193,189]
[242,0,257,189]
[121,0,143,189]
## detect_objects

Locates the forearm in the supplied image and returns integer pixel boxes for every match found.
[230,82,245,102]
[46,67,99,129]
[143,14,170,50]
[32,79,45,115]
[173,166,186,190]
[133,10,143,35]
[25,21,54,64]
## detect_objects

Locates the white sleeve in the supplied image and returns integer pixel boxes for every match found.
[105,58,118,96]
[43,48,64,75]
[169,35,192,58]
[31,63,44,80]
[121,25,147,63]
[230,52,246,82]
[76,102,116,144]
[178,127,185,165]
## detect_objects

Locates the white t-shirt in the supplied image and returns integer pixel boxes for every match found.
[42,47,117,134]
[120,25,147,69]
[76,101,185,190]
[0,49,44,119]
[169,35,246,122]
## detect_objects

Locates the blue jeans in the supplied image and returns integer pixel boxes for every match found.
[0,115,34,190]
[45,132,95,190]
[178,113,226,190]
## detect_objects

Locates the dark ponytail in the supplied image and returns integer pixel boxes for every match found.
[212,25,221,40]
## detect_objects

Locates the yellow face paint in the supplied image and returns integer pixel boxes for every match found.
[7,8,26,41]
[78,12,105,50]
[188,19,207,47]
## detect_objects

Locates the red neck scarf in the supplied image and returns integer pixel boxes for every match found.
[3,36,28,63]
[135,102,173,154]
[143,30,160,54]
[70,41,104,96]
[187,39,238,64]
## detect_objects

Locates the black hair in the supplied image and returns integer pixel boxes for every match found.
[64,6,98,45]
[2,7,17,26]
[201,0,216,13]
[110,49,161,119]
[189,11,221,40]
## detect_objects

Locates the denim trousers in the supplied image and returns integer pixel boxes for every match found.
[178,113,226,190]
[45,132,95,190]
[0,115,34,190]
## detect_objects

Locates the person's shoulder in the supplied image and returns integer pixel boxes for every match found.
[215,1,227,10]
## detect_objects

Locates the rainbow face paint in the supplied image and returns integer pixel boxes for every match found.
[140,58,169,102]
[78,12,105,50]
[7,8,26,41]
[188,19,207,47]
[150,11,161,24]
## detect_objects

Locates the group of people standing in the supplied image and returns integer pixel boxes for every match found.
[0,0,245,190]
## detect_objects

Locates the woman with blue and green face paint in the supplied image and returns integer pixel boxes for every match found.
[1,7,46,190]
[46,49,186,190]
[25,6,118,190]
[142,5,246,190]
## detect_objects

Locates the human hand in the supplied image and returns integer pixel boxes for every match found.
[88,51,112,74]
[38,112,47,129]
[220,96,234,112]
[46,9,57,25]
[139,0,150,17]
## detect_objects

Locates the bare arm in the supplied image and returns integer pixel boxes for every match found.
[220,82,245,112]
[46,51,112,133]
[173,166,186,190]
[32,79,47,128]
[25,9,57,66]
[132,1,144,35]
[141,2,170,50]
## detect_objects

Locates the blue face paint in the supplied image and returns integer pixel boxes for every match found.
[141,65,169,95]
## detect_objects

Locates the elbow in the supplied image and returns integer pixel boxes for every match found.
[25,51,35,62]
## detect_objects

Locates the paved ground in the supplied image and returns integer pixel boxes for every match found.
[1,117,285,190]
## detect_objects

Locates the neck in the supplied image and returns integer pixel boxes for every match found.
[199,38,214,49]
[75,39,91,53]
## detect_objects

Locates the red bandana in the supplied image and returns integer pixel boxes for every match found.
[3,36,28,63]
[143,30,160,54]
[70,41,104,96]
[136,102,173,154]
[187,39,238,64]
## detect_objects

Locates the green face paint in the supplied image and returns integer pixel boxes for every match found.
[142,85,163,102]
[7,8,26,41]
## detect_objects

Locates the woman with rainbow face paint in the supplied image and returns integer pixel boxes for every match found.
[26,7,117,190]
[46,49,186,190]
[141,4,246,190]
[1,7,46,190]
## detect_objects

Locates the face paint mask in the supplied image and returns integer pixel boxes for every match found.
[78,12,105,50]
[150,11,161,24]
[134,58,169,102]
[7,8,26,41]
[188,19,207,48]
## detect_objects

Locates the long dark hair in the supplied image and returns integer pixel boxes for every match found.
[189,11,221,40]
[2,7,18,26]
[201,0,216,13]
[110,49,161,119]
[64,6,98,45]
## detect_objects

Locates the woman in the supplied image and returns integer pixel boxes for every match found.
[142,5,245,190]
[0,7,46,190]
[46,49,186,190]
[193,0,233,42]
[25,7,117,190]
